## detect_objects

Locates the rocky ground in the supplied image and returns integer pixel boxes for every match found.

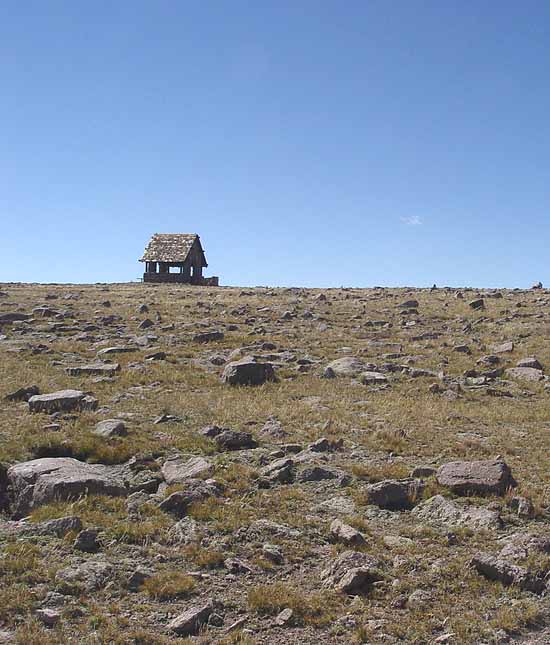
[0,282,548,645]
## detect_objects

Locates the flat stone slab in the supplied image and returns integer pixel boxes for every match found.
[28,390,98,413]
[7,457,128,518]
[412,494,503,530]
[168,600,214,636]
[66,363,120,376]
[436,459,516,496]
[324,357,368,377]
[161,456,214,485]
[97,347,136,356]
[505,367,544,382]
[0,312,31,323]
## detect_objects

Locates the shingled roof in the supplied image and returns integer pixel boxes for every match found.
[140,233,207,266]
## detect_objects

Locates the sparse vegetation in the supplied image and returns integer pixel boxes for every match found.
[0,283,548,643]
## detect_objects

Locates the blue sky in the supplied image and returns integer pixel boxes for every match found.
[1,1,549,287]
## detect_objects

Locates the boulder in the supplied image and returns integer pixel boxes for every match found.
[221,357,276,386]
[213,429,257,451]
[7,457,127,518]
[471,554,546,594]
[365,479,424,510]
[93,419,127,438]
[436,459,515,496]
[28,390,98,414]
[499,532,550,561]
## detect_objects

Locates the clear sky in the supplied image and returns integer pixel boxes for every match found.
[1,1,549,287]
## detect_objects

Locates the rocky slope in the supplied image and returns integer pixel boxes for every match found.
[0,283,548,644]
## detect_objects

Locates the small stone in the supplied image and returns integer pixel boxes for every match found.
[330,519,366,546]
[262,543,283,564]
[168,600,215,636]
[275,608,294,626]
[74,528,100,552]
[5,385,40,402]
[469,298,485,310]
[36,608,61,627]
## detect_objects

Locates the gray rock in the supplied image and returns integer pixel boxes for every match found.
[517,356,543,370]
[330,519,366,546]
[492,342,514,354]
[158,479,221,517]
[167,517,201,545]
[36,608,61,627]
[359,371,388,385]
[5,385,39,402]
[161,456,213,485]
[412,495,503,530]
[213,429,257,451]
[321,550,382,593]
[56,560,113,593]
[296,465,349,485]
[262,543,284,564]
[275,608,294,626]
[193,330,224,343]
[66,363,120,377]
[168,600,215,636]
[13,515,83,538]
[471,554,546,594]
[469,299,485,310]
[436,459,516,496]
[221,357,276,386]
[74,528,100,552]
[97,346,136,356]
[324,357,367,378]
[28,390,98,414]
[505,367,544,382]
[365,479,424,510]
[93,419,127,438]
[0,312,31,323]
[8,457,127,517]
